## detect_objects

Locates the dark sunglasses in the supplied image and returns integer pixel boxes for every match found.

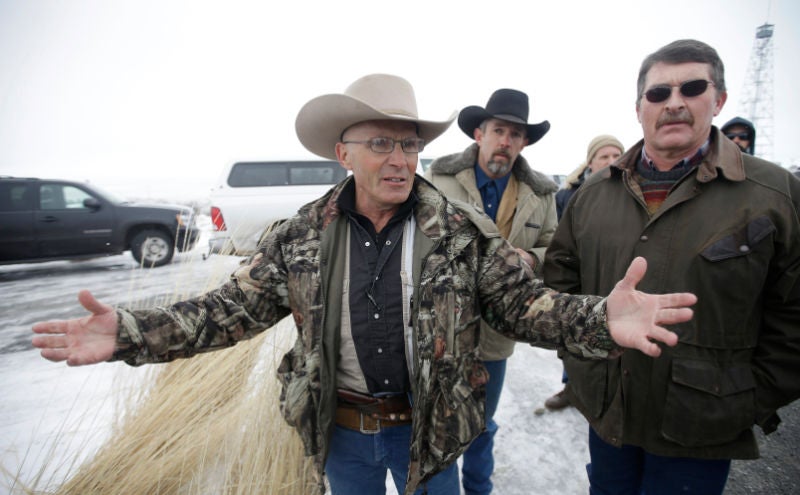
[644,79,715,103]
[725,132,749,140]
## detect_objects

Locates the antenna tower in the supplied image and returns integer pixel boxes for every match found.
[738,23,775,162]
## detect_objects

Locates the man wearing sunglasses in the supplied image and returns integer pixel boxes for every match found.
[424,88,557,495]
[721,116,756,155]
[544,39,800,495]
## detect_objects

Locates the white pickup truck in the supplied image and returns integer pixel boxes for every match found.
[208,160,348,256]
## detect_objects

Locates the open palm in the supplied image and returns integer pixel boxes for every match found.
[32,290,119,366]
[606,257,696,357]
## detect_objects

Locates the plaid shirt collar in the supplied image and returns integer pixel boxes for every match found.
[640,139,710,172]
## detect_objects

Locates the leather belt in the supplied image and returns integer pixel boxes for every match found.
[335,389,412,434]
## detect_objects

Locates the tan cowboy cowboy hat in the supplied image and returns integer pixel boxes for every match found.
[295,74,457,160]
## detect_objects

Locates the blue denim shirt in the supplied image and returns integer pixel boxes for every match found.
[474,163,511,222]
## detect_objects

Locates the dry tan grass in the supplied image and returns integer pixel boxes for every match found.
[57,319,317,495]
[7,248,319,495]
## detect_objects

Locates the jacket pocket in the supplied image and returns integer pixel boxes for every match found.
[694,216,775,348]
[662,358,755,447]
[277,344,320,455]
[563,353,617,418]
[427,355,485,464]
[700,216,776,262]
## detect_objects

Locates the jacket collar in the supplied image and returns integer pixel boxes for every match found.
[428,143,558,195]
[614,126,746,183]
[300,175,455,242]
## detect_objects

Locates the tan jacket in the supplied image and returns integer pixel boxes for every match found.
[425,143,558,360]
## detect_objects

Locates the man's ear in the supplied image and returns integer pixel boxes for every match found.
[713,91,728,116]
[335,142,353,171]
[473,127,483,146]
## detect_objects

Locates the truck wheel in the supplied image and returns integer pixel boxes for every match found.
[131,230,174,267]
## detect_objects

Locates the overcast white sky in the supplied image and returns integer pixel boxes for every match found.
[1,0,798,201]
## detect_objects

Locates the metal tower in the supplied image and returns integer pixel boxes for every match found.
[738,23,775,162]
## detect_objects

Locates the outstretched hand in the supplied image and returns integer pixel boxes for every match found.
[606,257,696,357]
[31,290,118,366]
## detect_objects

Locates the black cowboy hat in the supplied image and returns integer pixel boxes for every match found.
[457,88,550,146]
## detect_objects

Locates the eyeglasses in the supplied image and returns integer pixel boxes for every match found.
[725,132,749,140]
[342,137,425,154]
[643,79,715,103]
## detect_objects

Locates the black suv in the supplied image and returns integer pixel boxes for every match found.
[0,177,201,267]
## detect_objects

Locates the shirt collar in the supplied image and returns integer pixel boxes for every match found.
[336,178,418,226]
[474,162,512,190]
[640,140,710,171]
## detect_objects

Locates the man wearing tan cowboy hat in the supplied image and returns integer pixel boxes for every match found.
[425,88,557,495]
[31,73,699,495]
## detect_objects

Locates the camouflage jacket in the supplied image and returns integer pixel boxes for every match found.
[112,176,617,494]
[425,143,559,361]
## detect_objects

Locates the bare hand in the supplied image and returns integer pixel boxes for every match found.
[31,290,118,366]
[606,257,696,357]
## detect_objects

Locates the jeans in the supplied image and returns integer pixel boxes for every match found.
[325,424,460,495]
[587,427,731,495]
[461,359,507,495]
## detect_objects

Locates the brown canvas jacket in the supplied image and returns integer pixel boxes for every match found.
[543,127,800,460]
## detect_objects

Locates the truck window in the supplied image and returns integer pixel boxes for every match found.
[39,184,93,210]
[227,161,346,188]
[0,184,32,212]
[63,185,94,209]
[39,185,66,210]
[290,166,336,185]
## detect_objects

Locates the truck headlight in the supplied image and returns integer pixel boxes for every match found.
[176,211,194,227]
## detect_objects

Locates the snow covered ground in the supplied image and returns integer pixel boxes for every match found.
[2,216,798,495]
[11,214,798,495]
[0,216,592,494]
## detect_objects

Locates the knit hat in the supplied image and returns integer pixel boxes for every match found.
[586,135,624,163]
[562,134,625,190]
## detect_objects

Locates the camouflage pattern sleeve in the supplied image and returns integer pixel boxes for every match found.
[478,235,619,358]
[112,246,293,366]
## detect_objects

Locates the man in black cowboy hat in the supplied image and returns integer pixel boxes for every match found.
[425,88,558,495]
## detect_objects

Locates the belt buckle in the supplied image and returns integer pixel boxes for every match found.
[359,411,381,434]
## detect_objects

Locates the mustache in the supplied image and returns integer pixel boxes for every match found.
[492,149,511,159]
[656,110,694,129]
